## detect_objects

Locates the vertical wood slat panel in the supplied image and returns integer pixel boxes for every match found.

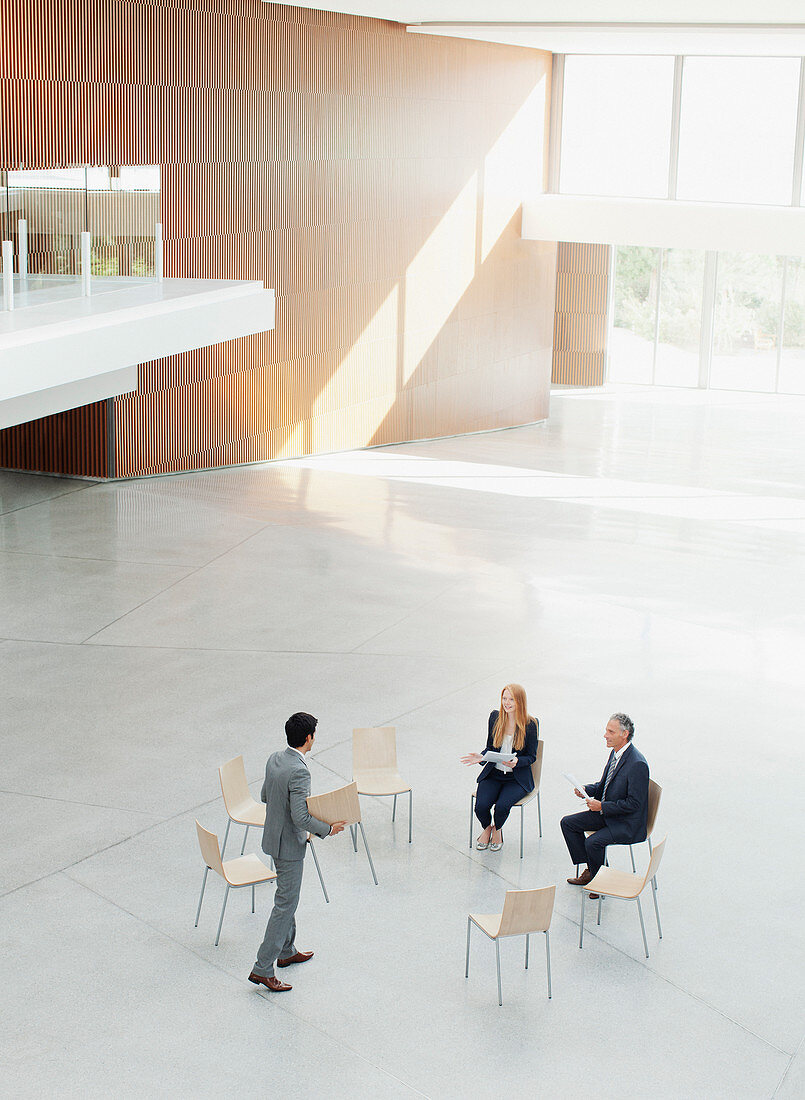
[551,242,612,386]
[0,0,555,478]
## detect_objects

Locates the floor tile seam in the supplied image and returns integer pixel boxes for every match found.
[48,869,430,1098]
[0,547,227,568]
[0,482,92,518]
[0,787,162,816]
[550,896,794,1060]
[0,791,227,900]
[305,664,510,771]
[346,575,468,655]
[76,521,281,645]
[772,1031,805,1096]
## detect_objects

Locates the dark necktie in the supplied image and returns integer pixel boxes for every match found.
[602,753,619,800]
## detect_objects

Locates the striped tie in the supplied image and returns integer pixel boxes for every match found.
[602,753,619,800]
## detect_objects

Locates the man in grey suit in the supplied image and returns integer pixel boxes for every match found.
[248,712,345,992]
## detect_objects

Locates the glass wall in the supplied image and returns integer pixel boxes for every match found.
[609,246,659,383]
[560,52,804,207]
[655,250,705,387]
[779,258,805,394]
[610,245,805,394]
[560,55,675,198]
[710,253,784,392]
[2,166,160,285]
[676,57,800,206]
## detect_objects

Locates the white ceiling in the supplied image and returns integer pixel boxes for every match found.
[280,2,805,55]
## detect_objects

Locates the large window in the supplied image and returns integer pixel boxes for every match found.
[559,53,805,207]
[560,55,675,198]
[609,245,805,394]
[655,251,705,387]
[710,253,785,392]
[676,57,801,206]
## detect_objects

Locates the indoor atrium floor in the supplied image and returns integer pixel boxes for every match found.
[1,385,803,1098]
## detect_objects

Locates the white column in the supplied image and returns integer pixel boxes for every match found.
[2,240,14,311]
[80,231,92,297]
[17,218,28,286]
[154,221,163,284]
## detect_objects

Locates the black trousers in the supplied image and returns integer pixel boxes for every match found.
[475,774,524,829]
[560,810,617,877]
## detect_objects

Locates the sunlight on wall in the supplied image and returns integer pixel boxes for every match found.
[401,173,479,384]
[481,76,548,262]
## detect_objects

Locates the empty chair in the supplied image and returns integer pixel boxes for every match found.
[469,740,544,859]
[466,885,555,1006]
[353,726,412,843]
[218,755,265,858]
[307,781,378,885]
[579,835,666,959]
[194,820,276,946]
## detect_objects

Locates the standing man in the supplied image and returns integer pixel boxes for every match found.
[248,712,345,992]
[561,713,649,891]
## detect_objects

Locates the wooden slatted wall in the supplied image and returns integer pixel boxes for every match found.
[552,242,612,386]
[0,0,556,478]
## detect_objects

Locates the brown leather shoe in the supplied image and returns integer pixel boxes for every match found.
[567,868,593,886]
[277,950,314,968]
[248,972,292,991]
[588,893,600,900]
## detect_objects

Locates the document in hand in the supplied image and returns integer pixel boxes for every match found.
[563,772,588,797]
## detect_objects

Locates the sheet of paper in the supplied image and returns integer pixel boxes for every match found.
[563,772,588,797]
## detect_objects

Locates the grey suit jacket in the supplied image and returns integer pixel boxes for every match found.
[260,747,331,861]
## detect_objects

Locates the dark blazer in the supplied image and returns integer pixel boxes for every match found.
[585,742,649,844]
[477,711,539,796]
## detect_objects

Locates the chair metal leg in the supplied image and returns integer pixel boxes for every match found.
[579,890,585,948]
[214,884,231,947]
[358,821,378,885]
[220,818,232,859]
[240,823,250,856]
[648,836,659,893]
[519,804,524,860]
[465,917,472,978]
[251,884,255,913]
[194,866,209,927]
[628,844,636,871]
[537,791,542,838]
[350,824,357,852]
[545,930,552,999]
[408,789,413,844]
[636,895,649,958]
[469,794,475,849]
[392,793,397,822]
[495,939,502,1006]
[308,838,329,903]
[597,896,602,925]
[651,878,662,938]
[524,933,530,969]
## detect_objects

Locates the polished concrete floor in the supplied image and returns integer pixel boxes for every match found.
[1,386,803,1098]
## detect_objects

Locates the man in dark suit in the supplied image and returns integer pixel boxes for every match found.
[561,713,649,892]
[248,712,345,992]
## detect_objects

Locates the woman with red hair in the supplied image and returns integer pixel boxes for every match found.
[462,684,539,851]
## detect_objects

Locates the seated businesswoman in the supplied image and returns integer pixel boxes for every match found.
[461,684,539,851]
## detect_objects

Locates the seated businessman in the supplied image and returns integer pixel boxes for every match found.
[249,712,346,993]
[561,713,649,893]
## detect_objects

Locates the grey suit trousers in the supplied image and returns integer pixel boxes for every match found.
[253,857,305,977]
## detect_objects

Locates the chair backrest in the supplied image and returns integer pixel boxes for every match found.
[219,755,252,815]
[641,834,666,889]
[353,727,397,773]
[196,820,224,877]
[531,739,544,791]
[307,781,362,826]
[498,885,556,937]
[646,779,662,838]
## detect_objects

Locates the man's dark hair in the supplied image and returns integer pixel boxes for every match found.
[285,711,318,748]
[610,712,634,740]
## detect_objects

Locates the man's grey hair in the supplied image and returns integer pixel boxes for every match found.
[610,712,634,740]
